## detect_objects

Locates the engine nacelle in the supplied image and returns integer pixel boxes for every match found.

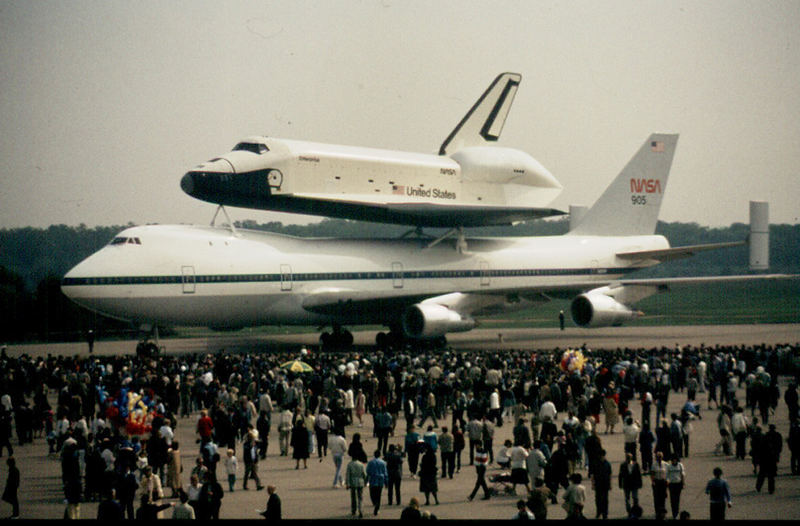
[402,303,476,338]
[570,293,641,328]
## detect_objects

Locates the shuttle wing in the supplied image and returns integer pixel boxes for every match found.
[284,195,565,227]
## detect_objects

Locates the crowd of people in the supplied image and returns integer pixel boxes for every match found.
[0,340,797,519]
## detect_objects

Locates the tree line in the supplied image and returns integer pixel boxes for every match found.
[1,218,797,343]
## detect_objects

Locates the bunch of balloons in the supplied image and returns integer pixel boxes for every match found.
[560,349,587,374]
[101,386,158,437]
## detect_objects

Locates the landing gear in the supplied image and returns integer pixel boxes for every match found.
[375,330,404,350]
[135,324,163,359]
[375,328,447,351]
[319,325,354,349]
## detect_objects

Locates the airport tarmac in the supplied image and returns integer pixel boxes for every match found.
[1,324,799,519]
[9,323,800,358]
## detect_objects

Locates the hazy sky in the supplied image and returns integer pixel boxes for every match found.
[2,0,799,229]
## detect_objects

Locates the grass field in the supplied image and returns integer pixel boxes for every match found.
[166,280,799,338]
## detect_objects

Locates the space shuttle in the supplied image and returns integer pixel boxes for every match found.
[180,73,566,227]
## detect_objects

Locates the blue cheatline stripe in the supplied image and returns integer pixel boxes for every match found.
[61,267,633,286]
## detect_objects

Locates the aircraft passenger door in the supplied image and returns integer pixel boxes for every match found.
[181,266,196,294]
[480,261,491,287]
[280,264,292,291]
[392,262,404,289]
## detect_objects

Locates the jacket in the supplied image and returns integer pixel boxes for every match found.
[345,459,367,488]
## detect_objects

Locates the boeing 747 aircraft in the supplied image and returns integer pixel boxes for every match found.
[61,133,794,348]
[180,73,566,228]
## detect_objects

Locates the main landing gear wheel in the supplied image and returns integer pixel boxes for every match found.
[376,329,407,351]
[319,328,354,349]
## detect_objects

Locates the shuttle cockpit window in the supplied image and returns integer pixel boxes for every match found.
[109,237,142,246]
[233,142,268,154]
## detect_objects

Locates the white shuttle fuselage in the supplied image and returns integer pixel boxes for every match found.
[180,73,565,227]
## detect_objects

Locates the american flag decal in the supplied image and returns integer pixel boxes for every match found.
[392,185,405,195]
[651,141,664,153]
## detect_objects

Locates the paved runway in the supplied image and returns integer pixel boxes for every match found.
[9,324,800,358]
[1,324,799,519]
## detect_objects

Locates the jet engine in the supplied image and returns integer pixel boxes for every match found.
[402,303,476,338]
[570,292,641,328]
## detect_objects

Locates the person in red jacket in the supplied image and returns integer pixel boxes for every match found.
[197,410,214,446]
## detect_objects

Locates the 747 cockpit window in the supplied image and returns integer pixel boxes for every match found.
[233,142,268,154]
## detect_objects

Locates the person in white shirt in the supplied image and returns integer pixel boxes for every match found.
[509,444,530,494]
[489,389,501,426]
[622,417,641,459]
[665,457,685,520]
[329,432,347,488]
[224,448,238,492]
[159,423,174,447]
[496,440,512,469]
[539,400,557,422]
[258,391,273,414]
[525,443,548,485]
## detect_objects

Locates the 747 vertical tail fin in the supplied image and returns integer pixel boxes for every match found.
[569,134,679,236]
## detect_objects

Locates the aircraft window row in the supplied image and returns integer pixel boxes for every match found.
[79,276,177,285]
[109,237,142,245]
[233,142,269,154]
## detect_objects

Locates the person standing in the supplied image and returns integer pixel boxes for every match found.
[466,417,483,466]
[731,407,749,460]
[439,426,455,479]
[563,473,586,519]
[314,411,331,461]
[666,455,686,520]
[468,441,491,501]
[166,441,182,498]
[622,417,640,460]
[418,446,439,505]
[404,424,422,478]
[559,310,565,331]
[509,443,530,495]
[481,416,495,464]
[260,485,282,520]
[256,410,271,459]
[224,448,238,492]
[705,467,732,521]
[639,424,655,473]
[198,470,224,520]
[591,449,612,519]
[385,444,403,506]
[650,451,668,520]
[618,453,642,518]
[2,457,19,518]
[366,449,388,516]
[526,478,552,520]
[290,420,310,470]
[242,432,264,490]
[329,430,347,488]
[756,424,782,494]
[452,422,465,474]
[171,490,196,519]
[278,407,292,456]
[345,454,367,518]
